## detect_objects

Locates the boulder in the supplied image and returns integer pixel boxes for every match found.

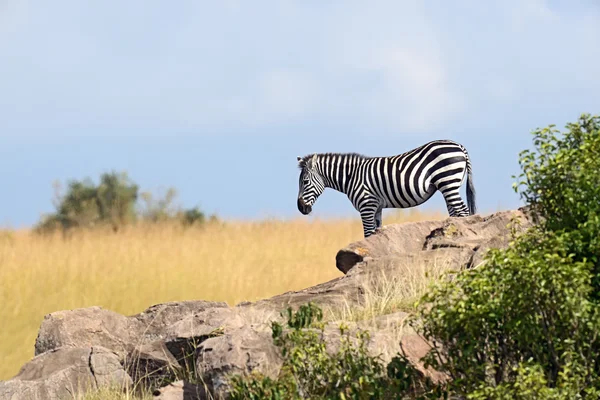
[34,306,142,356]
[0,346,131,400]
[336,208,533,274]
[35,301,232,357]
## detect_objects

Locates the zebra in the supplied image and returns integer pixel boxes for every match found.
[296,139,476,238]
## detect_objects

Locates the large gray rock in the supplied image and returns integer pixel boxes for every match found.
[34,306,141,356]
[35,301,231,357]
[0,346,131,400]
[336,208,533,274]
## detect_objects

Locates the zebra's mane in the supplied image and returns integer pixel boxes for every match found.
[298,152,368,169]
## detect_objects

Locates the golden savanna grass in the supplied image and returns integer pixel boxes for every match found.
[0,209,444,381]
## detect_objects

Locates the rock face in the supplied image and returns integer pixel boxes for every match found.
[0,209,533,400]
[336,207,533,274]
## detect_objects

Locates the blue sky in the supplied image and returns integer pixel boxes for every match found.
[1,0,599,227]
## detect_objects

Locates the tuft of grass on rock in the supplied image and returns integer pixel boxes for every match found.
[73,385,153,400]
[324,255,457,323]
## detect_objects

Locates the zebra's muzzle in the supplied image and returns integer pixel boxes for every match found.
[297,198,312,215]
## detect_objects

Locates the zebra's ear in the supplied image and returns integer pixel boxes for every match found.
[297,156,302,162]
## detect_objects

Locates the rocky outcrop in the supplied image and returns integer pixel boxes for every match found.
[0,209,533,400]
[336,207,532,273]
[34,300,231,357]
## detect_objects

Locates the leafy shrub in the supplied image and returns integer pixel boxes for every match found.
[515,113,600,297]
[411,113,600,398]
[516,114,600,233]
[36,171,139,233]
[414,229,600,398]
[36,171,216,233]
[229,303,433,400]
[181,207,206,226]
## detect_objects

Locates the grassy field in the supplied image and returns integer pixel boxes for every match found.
[0,209,444,381]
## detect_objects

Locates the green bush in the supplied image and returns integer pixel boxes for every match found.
[36,171,216,233]
[229,303,433,400]
[411,113,600,398]
[181,207,206,226]
[414,229,600,398]
[36,171,139,233]
[515,114,600,296]
[516,114,600,233]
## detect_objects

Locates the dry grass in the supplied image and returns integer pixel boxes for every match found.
[0,209,444,381]
[75,385,153,400]
[324,254,458,323]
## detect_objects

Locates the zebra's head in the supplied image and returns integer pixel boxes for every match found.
[297,154,325,215]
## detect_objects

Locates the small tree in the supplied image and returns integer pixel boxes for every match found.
[96,171,139,231]
[36,171,139,233]
[36,172,215,233]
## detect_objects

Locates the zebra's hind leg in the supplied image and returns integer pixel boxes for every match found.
[372,206,385,236]
[359,206,378,238]
[440,186,470,217]
[375,207,383,229]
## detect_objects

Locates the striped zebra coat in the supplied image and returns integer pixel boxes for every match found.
[296,139,476,238]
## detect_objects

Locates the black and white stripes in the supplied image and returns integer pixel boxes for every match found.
[297,140,476,238]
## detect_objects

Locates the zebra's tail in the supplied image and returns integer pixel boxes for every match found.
[465,151,477,216]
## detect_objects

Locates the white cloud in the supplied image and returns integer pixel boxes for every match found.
[0,0,599,140]
[355,45,464,132]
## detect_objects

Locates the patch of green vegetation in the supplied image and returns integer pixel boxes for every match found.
[229,302,436,399]
[412,113,600,398]
[35,171,215,234]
